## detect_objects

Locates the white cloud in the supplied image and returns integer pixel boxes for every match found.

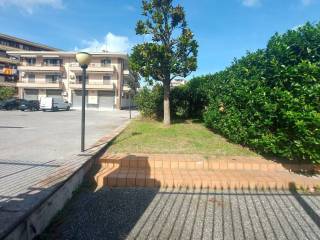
[0,0,64,14]
[242,0,261,7]
[80,32,132,53]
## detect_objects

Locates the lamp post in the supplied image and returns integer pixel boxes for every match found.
[76,52,91,152]
[129,91,132,119]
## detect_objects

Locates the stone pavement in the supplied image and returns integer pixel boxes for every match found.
[95,153,320,190]
[40,187,320,240]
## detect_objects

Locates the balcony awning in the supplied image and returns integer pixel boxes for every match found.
[20,55,37,58]
[42,55,60,58]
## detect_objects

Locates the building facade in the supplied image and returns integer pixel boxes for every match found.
[0,33,58,92]
[171,78,187,88]
[8,51,134,110]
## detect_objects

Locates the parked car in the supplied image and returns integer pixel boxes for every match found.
[40,97,70,111]
[0,98,23,110]
[18,100,40,111]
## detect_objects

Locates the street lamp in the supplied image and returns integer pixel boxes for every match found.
[76,52,91,152]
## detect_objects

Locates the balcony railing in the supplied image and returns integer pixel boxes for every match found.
[19,63,63,72]
[69,63,114,73]
[69,80,114,90]
[17,80,63,89]
[0,80,17,87]
[43,63,62,67]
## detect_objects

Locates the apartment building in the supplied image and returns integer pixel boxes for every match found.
[7,51,135,110]
[0,33,58,91]
[171,78,187,88]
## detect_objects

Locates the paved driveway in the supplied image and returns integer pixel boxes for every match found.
[0,110,135,207]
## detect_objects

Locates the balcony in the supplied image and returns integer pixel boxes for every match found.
[69,80,114,90]
[0,56,19,65]
[69,63,114,73]
[17,80,63,89]
[18,63,63,72]
[0,81,17,87]
[122,85,131,91]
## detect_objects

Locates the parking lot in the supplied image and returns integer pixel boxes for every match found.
[0,109,135,207]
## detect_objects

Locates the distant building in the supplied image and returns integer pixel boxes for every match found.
[171,78,187,88]
[0,33,58,94]
[8,51,135,110]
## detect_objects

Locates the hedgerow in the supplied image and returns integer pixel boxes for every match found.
[134,22,320,163]
[202,22,320,163]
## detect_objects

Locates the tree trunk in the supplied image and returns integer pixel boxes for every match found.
[163,81,171,125]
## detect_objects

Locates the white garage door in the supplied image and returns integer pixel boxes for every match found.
[24,89,39,100]
[72,90,87,108]
[98,91,114,109]
[47,90,62,98]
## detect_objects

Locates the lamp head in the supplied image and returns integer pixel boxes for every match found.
[76,52,91,67]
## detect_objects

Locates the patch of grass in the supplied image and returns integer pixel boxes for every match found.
[107,119,259,156]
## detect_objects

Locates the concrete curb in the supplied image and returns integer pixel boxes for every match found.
[95,153,320,190]
[0,120,131,240]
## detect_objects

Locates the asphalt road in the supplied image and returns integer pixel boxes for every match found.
[0,109,135,207]
[41,187,320,240]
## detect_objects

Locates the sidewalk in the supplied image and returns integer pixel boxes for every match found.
[40,187,320,240]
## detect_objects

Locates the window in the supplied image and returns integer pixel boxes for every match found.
[43,59,62,66]
[101,58,111,66]
[45,74,61,83]
[123,77,130,86]
[103,75,112,84]
[25,58,36,66]
[103,75,111,80]
[27,73,35,83]
[76,75,89,84]
[123,61,129,70]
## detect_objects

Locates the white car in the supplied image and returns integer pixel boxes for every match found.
[40,97,70,111]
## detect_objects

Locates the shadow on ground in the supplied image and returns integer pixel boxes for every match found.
[38,158,160,240]
[38,174,320,240]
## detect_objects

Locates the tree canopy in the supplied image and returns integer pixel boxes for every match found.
[130,0,198,125]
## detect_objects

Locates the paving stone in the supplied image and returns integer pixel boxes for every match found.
[40,188,320,240]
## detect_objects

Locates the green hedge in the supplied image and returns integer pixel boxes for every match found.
[135,80,208,120]
[135,22,320,163]
[202,22,320,163]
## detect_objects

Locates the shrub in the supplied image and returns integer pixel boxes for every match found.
[202,22,320,164]
[135,82,206,119]
[134,84,163,118]
[0,86,15,101]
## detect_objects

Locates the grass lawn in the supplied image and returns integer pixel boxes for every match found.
[108,119,259,157]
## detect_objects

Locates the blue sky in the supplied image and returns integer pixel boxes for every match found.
[0,0,319,77]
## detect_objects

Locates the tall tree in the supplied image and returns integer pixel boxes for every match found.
[130,0,198,125]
